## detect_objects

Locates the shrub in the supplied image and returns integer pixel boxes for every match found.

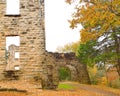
[100,77,107,85]
[109,78,120,89]
[88,66,99,85]
[58,67,71,81]
[88,66,107,85]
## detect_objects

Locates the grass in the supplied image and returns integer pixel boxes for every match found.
[58,83,75,90]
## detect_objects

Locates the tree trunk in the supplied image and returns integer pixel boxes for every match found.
[114,32,120,76]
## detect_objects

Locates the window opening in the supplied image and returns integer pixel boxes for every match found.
[15,52,19,58]
[14,65,20,70]
[5,36,20,66]
[6,36,20,50]
[6,0,20,15]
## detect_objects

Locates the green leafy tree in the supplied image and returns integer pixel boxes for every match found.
[77,40,98,67]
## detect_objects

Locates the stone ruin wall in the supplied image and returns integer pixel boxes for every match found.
[41,52,90,89]
[1,43,91,89]
[0,0,45,80]
[0,0,90,89]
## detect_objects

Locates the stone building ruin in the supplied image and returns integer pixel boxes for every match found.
[0,0,90,89]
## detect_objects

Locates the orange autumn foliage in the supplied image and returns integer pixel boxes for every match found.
[66,0,120,43]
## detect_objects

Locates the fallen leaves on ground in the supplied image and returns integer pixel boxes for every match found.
[0,81,120,96]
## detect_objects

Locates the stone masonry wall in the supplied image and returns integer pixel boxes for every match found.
[0,0,45,80]
[42,52,90,89]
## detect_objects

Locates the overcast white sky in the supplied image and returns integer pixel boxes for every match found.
[45,0,81,52]
[6,0,81,52]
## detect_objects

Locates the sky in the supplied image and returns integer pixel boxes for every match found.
[45,0,81,52]
[6,36,20,50]
[6,0,81,52]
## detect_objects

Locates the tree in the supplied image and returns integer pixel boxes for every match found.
[77,40,98,66]
[66,0,120,76]
[56,41,80,53]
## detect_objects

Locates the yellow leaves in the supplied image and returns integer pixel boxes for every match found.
[109,0,120,14]
[100,77,108,85]
[88,66,108,85]
[67,0,120,44]
[92,66,97,75]
[80,29,96,43]
[88,65,97,77]
[56,41,80,53]
[68,19,78,29]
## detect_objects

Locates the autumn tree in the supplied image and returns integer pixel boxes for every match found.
[56,41,80,53]
[66,0,120,76]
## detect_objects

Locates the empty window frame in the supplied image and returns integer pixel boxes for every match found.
[15,52,19,58]
[6,0,20,15]
[14,65,20,70]
[6,36,20,50]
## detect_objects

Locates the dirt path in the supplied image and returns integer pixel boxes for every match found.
[0,81,120,96]
[68,83,119,96]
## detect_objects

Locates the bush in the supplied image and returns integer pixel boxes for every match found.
[88,66,107,85]
[108,78,120,89]
[88,66,99,85]
[100,77,107,85]
[58,67,71,81]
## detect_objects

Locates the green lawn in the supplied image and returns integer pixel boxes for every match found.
[58,83,75,90]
